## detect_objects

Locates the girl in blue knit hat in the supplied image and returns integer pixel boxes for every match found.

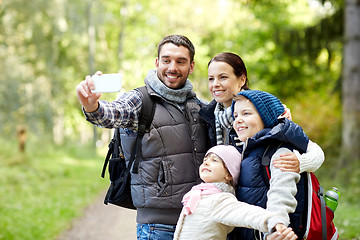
[230,90,310,240]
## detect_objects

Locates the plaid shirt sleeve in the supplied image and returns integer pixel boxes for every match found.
[83,90,142,131]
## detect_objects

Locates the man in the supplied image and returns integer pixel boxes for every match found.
[76,35,209,239]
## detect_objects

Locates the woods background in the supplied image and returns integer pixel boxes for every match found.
[1,0,360,239]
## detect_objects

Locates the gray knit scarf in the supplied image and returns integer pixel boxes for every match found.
[146,69,193,105]
[214,102,234,145]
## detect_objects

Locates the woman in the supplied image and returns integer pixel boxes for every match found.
[199,52,247,146]
[199,52,324,173]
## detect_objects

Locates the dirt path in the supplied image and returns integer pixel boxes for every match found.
[58,191,137,240]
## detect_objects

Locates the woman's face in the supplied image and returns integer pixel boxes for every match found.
[208,61,245,108]
[232,98,265,142]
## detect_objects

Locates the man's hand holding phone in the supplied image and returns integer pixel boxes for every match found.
[76,71,122,113]
[91,73,122,93]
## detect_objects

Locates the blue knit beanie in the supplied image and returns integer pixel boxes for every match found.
[231,90,285,128]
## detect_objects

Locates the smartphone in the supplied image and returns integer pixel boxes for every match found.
[91,73,122,93]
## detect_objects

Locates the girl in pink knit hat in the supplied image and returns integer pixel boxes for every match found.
[173,145,297,240]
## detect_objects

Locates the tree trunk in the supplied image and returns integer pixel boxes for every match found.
[87,1,97,149]
[341,0,360,165]
[53,108,65,145]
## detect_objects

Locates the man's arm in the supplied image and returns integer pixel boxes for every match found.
[76,71,143,130]
[84,92,142,129]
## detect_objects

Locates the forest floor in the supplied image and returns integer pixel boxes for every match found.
[57,191,137,240]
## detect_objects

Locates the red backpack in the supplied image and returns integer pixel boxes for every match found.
[305,172,338,239]
[261,143,339,240]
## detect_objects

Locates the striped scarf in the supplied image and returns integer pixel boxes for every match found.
[214,103,234,145]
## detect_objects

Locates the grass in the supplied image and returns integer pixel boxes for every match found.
[334,202,360,239]
[316,161,360,240]
[0,138,108,240]
[1,137,360,239]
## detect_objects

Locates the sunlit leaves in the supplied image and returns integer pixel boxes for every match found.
[0,0,343,146]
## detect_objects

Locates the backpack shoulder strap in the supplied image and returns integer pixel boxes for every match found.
[101,128,121,178]
[101,86,155,177]
[135,86,155,135]
[261,142,283,188]
[131,86,155,173]
[318,184,327,240]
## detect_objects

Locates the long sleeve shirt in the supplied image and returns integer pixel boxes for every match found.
[83,90,142,131]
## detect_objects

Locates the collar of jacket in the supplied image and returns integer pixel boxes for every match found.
[243,118,309,154]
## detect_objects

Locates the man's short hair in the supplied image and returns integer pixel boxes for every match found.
[157,35,195,63]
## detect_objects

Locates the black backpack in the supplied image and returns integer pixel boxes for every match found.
[101,86,155,209]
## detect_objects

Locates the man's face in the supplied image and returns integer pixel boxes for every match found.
[155,43,194,89]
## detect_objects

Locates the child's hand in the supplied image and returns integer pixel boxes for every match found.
[272,152,300,173]
[266,224,298,240]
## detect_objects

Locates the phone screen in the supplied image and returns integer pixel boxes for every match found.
[91,73,122,93]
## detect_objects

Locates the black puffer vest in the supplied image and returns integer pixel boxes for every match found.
[121,84,209,225]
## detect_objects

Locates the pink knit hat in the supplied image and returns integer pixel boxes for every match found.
[205,145,242,186]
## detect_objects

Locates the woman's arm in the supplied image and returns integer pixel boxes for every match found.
[295,140,324,173]
[272,140,324,173]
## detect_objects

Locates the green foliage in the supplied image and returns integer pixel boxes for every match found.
[0,0,344,144]
[279,86,342,155]
[0,138,107,240]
